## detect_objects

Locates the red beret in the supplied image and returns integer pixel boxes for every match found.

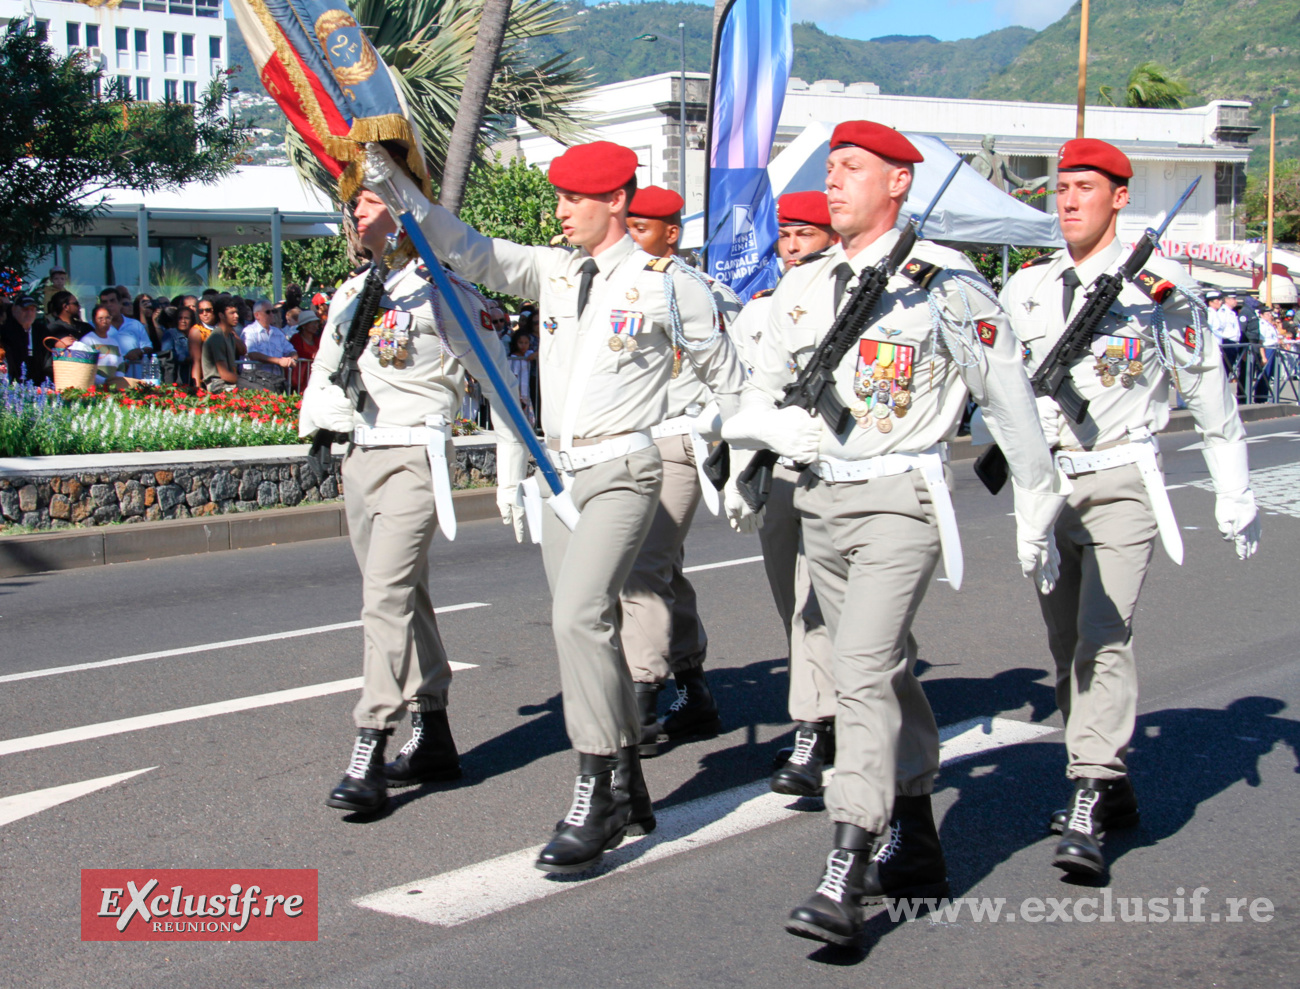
[829,121,923,163]
[778,191,832,227]
[1057,138,1133,180]
[548,141,640,195]
[629,185,684,219]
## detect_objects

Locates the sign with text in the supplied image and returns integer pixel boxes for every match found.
[81,869,318,941]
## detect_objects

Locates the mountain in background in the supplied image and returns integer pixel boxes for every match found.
[520,3,1033,98]
[978,0,1299,166]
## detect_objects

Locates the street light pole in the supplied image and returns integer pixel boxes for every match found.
[1266,101,1290,308]
[679,21,687,200]
[1075,0,1090,138]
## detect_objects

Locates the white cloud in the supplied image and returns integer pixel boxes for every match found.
[990,0,1075,31]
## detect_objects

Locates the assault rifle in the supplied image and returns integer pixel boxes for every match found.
[735,160,963,512]
[306,256,389,478]
[973,176,1201,494]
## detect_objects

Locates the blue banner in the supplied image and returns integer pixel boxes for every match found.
[705,0,792,299]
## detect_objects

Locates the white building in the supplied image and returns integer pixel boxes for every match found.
[512,72,1257,265]
[1,0,227,107]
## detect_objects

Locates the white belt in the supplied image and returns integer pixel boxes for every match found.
[810,446,964,591]
[547,430,654,473]
[1054,430,1183,564]
[652,404,720,515]
[351,418,457,541]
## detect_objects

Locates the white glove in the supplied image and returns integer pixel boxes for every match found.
[724,481,760,534]
[722,405,821,465]
[297,384,354,437]
[495,434,529,543]
[362,144,430,225]
[694,400,724,444]
[1203,441,1260,560]
[1013,479,1069,594]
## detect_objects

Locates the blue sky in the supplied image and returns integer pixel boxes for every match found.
[591,0,1077,42]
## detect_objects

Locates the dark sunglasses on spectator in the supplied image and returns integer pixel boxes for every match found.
[198,306,213,312]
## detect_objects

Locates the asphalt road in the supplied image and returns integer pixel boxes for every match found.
[3,418,1299,989]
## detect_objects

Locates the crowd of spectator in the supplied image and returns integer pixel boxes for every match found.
[0,266,330,393]
[1206,290,1299,403]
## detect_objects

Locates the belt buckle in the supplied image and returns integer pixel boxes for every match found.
[1056,454,1077,475]
[557,449,575,472]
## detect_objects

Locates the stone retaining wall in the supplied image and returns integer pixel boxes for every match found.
[0,445,498,532]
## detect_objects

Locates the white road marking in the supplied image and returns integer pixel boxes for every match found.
[0,664,469,757]
[1192,460,1300,520]
[0,767,156,828]
[356,716,1058,928]
[0,603,490,685]
[683,555,764,574]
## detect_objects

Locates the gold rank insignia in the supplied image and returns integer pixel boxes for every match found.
[549,276,575,292]
[626,288,640,303]
[789,306,806,324]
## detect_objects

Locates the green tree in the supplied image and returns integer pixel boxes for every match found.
[1123,61,1192,109]
[1240,159,1300,243]
[0,25,248,277]
[964,246,1052,291]
[217,236,354,295]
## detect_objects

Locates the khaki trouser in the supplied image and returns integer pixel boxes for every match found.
[342,445,452,730]
[1037,463,1156,780]
[620,434,708,684]
[542,447,663,755]
[758,464,836,723]
[797,469,944,834]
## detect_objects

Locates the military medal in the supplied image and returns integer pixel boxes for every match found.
[1128,359,1143,376]
[544,317,558,334]
[850,401,869,420]
[623,336,639,353]
[609,309,644,354]
[370,309,413,370]
[626,288,640,303]
[1096,336,1141,389]
[608,335,624,352]
[893,390,911,410]
[853,338,915,433]
[876,416,894,434]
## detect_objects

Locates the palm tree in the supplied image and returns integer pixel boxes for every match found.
[442,0,514,215]
[1124,62,1192,110]
[287,0,588,207]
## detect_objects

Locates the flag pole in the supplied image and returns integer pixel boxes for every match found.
[1075,0,1090,138]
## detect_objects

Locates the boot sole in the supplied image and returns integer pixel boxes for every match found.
[770,775,824,798]
[784,917,857,947]
[325,795,388,814]
[384,766,463,788]
[863,879,951,907]
[663,717,722,739]
[1049,810,1139,835]
[625,815,657,836]
[534,830,627,874]
[638,741,660,758]
[1053,851,1106,877]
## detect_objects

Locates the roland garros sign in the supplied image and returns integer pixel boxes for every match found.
[81,870,317,941]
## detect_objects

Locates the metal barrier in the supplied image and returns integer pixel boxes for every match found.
[1220,344,1300,406]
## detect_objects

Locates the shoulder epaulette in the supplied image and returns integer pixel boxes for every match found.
[789,247,831,268]
[645,256,675,273]
[901,258,943,290]
[751,288,774,300]
[1021,253,1054,269]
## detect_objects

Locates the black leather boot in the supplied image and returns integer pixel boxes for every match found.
[326,727,390,813]
[634,682,664,757]
[1053,778,1115,876]
[384,709,463,787]
[662,667,721,737]
[616,744,656,835]
[860,794,950,904]
[1048,775,1138,834]
[786,823,876,946]
[535,753,630,874]
[771,721,835,797]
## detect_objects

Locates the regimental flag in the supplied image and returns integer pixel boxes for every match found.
[704,0,792,301]
[228,0,430,203]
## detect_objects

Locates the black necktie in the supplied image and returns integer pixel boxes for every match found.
[832,262,855,312]
[577,258,599,319]
[1061,267,1081,322]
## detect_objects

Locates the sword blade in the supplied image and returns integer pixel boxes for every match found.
[1150,175,1202,243]
[914,160,964,234]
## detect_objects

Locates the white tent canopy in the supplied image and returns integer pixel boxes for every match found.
[769,123,1064,248]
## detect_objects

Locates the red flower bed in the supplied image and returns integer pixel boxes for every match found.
[61,384,302,427]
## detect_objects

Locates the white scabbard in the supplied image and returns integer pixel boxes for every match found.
[918,453,964,591]
[1132,439,1184,565]
[518,475,544,545]
[690,429,720,515]
[425,415,457,542]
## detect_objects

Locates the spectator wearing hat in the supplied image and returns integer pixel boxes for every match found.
[242,300,297,372]
[366,138,747,873]
[311,291,332,325]
[1000,136,1258,880]
[1,293,46,383]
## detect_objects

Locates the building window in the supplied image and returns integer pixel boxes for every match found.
[182,34,194,57]
[134,29,148,52]
[66,23,81,48]
[164,79,178,101]
[34,20,48,42]
[183,80,196,103]
[208,37,221,60]
[116,28,129,52]
[114,76,130,99]
[136,77,149,101]
[86,24,99,49]
[163,32,175,55]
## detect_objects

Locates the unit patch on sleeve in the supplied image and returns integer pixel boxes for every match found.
[976,320,998,347]
[1134,269,1175,304]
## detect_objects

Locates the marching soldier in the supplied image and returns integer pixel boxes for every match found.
[727,191,841,797]
[723,121,1066,945]
[999,138,1260,876]
[299,187,531,816]
[365,142,746,873]
[621,185,742,754]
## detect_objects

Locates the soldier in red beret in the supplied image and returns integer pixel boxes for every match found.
[363,141,746,873]
[723,120,1065,945]
[774,190,838,268]
[619,184,744,755]
[1001,138,1259,877]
